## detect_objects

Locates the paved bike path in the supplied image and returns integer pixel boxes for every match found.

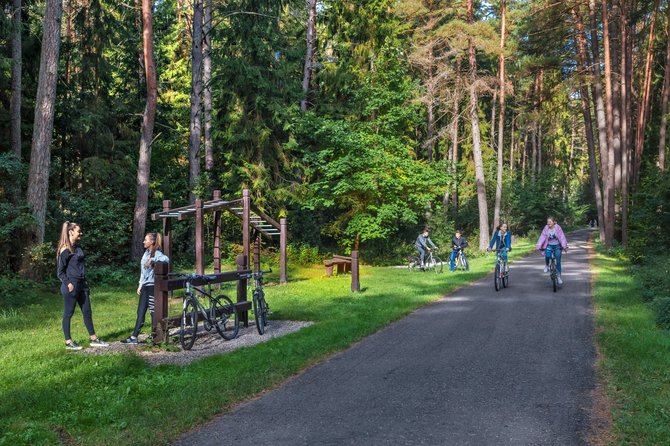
[175,230,596,445]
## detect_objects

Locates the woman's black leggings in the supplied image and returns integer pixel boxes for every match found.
[132,285,155,337]
[61,281,95,340]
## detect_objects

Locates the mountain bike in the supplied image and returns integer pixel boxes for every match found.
[453,248,469,271]
[240,269,271,335]
[408,249,442,273]
[169,273,239,350]
[493,249,509,292]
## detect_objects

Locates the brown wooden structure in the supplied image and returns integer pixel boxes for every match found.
[150,189,288,342]
[322,251,360,292]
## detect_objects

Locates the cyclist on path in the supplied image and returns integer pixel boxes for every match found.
[121,232,169,345]
[487,223,512,269]
[57,221,110,350]
[415,228,438,269]
[450,230,469,272]
[536,217,568,285]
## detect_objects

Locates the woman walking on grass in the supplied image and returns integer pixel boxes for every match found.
[56,221,109,350]
[121,232,169,345]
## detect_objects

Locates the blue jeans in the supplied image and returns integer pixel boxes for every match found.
[417,246,426,265]
[545,244,562,273]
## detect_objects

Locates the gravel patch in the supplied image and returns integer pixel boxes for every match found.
[79,320,313,366]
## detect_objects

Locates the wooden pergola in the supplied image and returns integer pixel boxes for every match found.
[151,189,287,283]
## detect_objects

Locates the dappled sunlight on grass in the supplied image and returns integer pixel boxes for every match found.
[0,239,537,446]
[593,249,670,444]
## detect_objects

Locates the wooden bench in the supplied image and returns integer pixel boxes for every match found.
[324,254,352,276]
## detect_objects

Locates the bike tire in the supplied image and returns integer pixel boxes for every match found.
[180,297,198,351]
[462,255,469,272]
[433,256,443,273]
[502,263,509,288]
[253,290,266,335]
[408,256,420,272]
[494,264,501,291]
[212,295,239,340]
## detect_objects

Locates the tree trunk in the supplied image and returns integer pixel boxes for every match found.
[588,0,612,247]
[537,69,544,175]
[10,0,22,203]
[510,113,515,171]
[574,7,606,242]
[188,0,203,203]
[621,0,632,246]
[301,0,317,112]
[131,0,158,261]
[657,1,670,171]
[23,0,63,271]
[494,0,506,228]
[490,89,497,151]
[468,0,489,249]
[450,61,461,213]
[633,1,659,186]
[203,0,213,171]
[601,0,616,245]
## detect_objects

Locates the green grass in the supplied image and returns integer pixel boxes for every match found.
[592,249,670,445]
[0,240,533,446]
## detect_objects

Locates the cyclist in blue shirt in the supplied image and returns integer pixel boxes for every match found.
[487,223,512,266]
[415,228,438,268]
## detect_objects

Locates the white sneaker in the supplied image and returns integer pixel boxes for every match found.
[557,275,563,285]
[543,266,548,273]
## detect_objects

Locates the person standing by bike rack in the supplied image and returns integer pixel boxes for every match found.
[415,227,438,270]
[536,217,569,285]
[121,232,169,345]
[487,223,512,268]
[450,230,469,272]
[56,221,110,350]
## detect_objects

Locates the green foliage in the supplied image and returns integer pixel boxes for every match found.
[55,190,132,266]
[653,297,670,330]
[628,169,670,263]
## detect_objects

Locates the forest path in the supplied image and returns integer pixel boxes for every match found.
[175,229,596,445]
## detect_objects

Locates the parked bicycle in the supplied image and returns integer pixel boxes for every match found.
[493,248,509,291]
[169,273,239,350]
[408,249,443,273]
[240,269,271,335]
[453,248,469,272]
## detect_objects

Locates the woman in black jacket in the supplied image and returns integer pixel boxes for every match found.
[56,221,109,350]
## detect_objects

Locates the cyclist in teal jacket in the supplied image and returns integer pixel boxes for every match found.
[487,223,512,263]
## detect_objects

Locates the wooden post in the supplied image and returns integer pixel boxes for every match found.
[351,250,360,292]
[280,218,287,284]
[253,234,261,273]
[153,261,169,342]
[195,198,204,275]
[242,189,250,269]
[213,190,222,274]
[162,200,172,262]
[236,254,249,327]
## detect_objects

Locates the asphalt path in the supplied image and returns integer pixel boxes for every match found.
[175,229,596,445]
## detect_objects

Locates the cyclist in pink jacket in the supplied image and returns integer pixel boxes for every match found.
[536,217,568,285]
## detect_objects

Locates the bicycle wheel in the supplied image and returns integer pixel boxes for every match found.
[461,254,469,272]
[212,295,239,340]
[502,262,509,288]
[432,256,443,273]
[408,256,420,272]
[180,297,198,350]
[551,268,557,293]
[494,263,501,291]
[253,290,267,335]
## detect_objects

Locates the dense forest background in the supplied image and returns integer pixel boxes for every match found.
[1,0,669,278]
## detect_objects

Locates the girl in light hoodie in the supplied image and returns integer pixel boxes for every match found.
[536,217,568,284]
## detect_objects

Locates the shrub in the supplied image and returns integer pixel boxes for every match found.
[653,297,670,330]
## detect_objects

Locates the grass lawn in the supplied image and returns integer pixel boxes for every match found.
[592,249,670,445]
[0,240,533,446]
